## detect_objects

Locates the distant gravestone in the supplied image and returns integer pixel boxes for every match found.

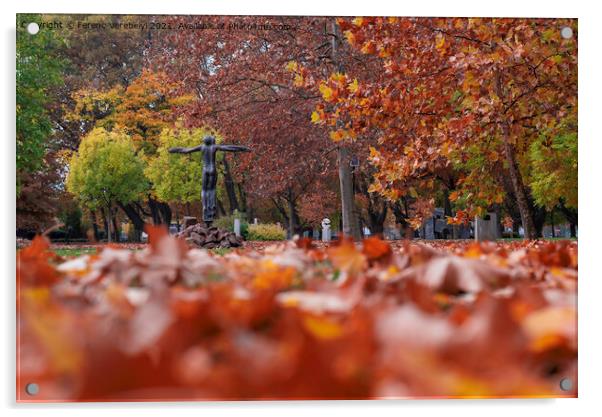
[321,218,331,242]
[542,226,553,238]
[459,224,472,239]
[475,213,499,241]
[312,228,320,240]
[383,227,401,240]
[424,219,435,240]
[234,218,241,237]
[559,224,571,238]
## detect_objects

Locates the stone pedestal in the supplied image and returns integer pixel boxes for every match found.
[182,216,198,228]
[177,224,243,249]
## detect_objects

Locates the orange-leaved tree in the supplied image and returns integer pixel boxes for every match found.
[294,17,577,238]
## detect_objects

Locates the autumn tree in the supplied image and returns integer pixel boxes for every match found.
[46,14,152,154]
[17,15,154,233]
[527,115,577,237]
[303,17,577,239]
[16,153,64,232]
[67,70,194,230]
[59,15,150,89]
[447,19,577,238]
[69,70,193,155]
[150,16,388,238]
[16,14,66,194]
[288,18,463,233]
[66,128,148,242]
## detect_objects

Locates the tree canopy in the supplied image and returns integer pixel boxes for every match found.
[289,17,577,237]
[18,15,578,239]
[529,131,578,210]
[16,14,66,194]
[66,127,148,210]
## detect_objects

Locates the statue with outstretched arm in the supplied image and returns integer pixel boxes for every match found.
[169,135,250,227]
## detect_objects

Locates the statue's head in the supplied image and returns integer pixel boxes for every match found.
[203,135,216,146]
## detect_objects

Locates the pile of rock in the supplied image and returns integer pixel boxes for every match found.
[177,223,243,249]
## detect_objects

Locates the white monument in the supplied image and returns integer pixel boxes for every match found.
[321,218,331,242]
[234,218,241,237]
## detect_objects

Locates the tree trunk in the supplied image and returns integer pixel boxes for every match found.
[217,198,226,217]
[112,213,120,243]
[286,188,300,238]
[358,171,387,236]
[222,157,240,214]
[118,202,145,242]
[148,197,161,224]
[158,201,172,225]
[272,197,289,227]
[102,206,112,243]
[237,183,247,214]
[366,197,387,235]
[391,199,412,239]
[502,183,523,238]
[493,204,504,238]
[367,206,387,235]
[287,199,296,239]
[247,205,255,224]
[501,132,536,239]
[148,197,172,225]
[90,210,100,241]
[495,72,537,239]
[513,221,520,237]
[558,200,577,238]
[533,205,547,238]
[337,147,361,240]
[331,19,361,241]
[443,188,459,239]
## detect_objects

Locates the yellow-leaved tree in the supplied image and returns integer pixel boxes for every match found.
[67,70,195,232]
[66,127,148,242]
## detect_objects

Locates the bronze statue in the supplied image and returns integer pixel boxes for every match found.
[169,136,250,226]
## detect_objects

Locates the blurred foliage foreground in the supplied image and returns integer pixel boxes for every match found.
[17,228,576,401]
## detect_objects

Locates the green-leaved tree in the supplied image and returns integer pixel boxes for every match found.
[16,14,67,194]
[66,128,148,241]
[529,132,577,210]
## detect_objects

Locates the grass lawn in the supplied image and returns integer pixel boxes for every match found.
[24,237,576,260]
[51,245,233,258]
[53,247,100,257]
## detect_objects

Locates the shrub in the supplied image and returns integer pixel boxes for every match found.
[247,223,287,241]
